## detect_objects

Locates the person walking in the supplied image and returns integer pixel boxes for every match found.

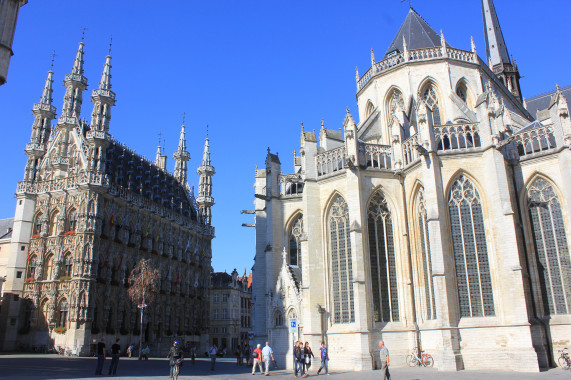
[294,341,303,377]
[108,339,121,376]
[209,343,218,371]
[316,342,329,376]
[95,338,106,375]
[261,341,275,376]
[167,340,184,378]
[379,340,390,380]
[126,343,132,358]
[302,342,314,377]
[252,343,263,375]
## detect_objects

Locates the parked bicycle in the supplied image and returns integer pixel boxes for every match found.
[406,347,434,367]
[558,348,570,370]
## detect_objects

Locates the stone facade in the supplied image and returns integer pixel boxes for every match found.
[0,41,215,355]
[0,0,26,85]
[208,269,252,353]
[251,4,571,373]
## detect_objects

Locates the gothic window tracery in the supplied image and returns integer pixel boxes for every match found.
[448,175,495,317]
[367,190,399,322]
[288,215,303,267]
[44,254,55,281]
[58,299,69,328]
[40,299,49,329]
[422,85,442,126]
[416,189,436,320]
[68,209,78,232]
[63,253,73,278]
[527,178,571,315]
[274,310,284,327]
[328,195,355,324]
[50,211,60,236]
[388,91,405,124]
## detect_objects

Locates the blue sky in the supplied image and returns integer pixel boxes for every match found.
[1,0,570,274]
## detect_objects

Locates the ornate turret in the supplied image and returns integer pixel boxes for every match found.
[155,142,167,171]
[61,41,88,119]
[89,51,115,133]
[173,121,190,184]
[481,0,522,102]
[24,67,57,181]
[196,130,215,225]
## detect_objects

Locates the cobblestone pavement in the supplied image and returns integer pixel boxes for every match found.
[0,355,569,379]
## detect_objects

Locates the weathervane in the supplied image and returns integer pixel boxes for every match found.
[400,0,412,7]
[108,36,113,55]
[182,112,186,125]
[50,50,56,71]
[80,27,88,42]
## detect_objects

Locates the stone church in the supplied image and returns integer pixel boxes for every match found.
[251,0,571,372]
[0,41,215,354]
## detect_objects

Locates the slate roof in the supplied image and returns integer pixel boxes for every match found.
[288,265,302,290]
[526,85,571,120]
[0,218,13,240]
[211,271,232,287]
[321,128,344,141]
[383,8,448,59]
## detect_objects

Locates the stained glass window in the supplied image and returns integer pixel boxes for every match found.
[328,195,354,323]
[417,190,436,320]
[289,216,303,267]
[423,86,442,126]
[449,175,494,317]
[367,191,399,322]
[528,178,571,315]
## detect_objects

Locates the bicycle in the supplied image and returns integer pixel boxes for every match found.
[558,348,570,370]
[406,347,434,367]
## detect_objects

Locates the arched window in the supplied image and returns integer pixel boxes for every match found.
[328,195,354,324]
[448,175,494,317]
[68,209,78,232]
[50,211,60,236]
[367,191,399,322]
[527,178,571,315]
[288,215,303,267]
[456,81,473,109]
[365,101,375,118]
[388,90,405,124]
[34,214,43,235]
[274,310,284,327]
[63,253,73,278]
[44,254,55,280]
[416,189,436,320]
[28,256,37,279]
[40,299,49,329]
[58,299,69,328]
[422,85,442,126]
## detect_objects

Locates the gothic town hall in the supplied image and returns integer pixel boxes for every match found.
[0,41,215,354]
[252,1,571,372]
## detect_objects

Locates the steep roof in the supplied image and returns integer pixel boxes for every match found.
[384,8,446,59]
[0,218,14,241]
[526,85,571,119]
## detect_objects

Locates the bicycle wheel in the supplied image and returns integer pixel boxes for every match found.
[173,365,179,380]
[558,356,570,370]
[406,354,418,367]
[422,354,434,367]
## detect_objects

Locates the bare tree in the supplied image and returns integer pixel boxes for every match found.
[128,258,160,360]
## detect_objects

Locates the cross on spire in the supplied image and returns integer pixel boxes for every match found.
[400,0,412,7]
[108,36,113,55]
[206,124,209,138]
[182,112,186,125]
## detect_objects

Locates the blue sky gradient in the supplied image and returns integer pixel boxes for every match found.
[1,0,569,273]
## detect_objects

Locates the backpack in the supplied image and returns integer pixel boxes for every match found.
[253,351,258,358]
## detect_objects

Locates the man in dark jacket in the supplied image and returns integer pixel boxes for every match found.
[294,341,303,378]
[167,341,184,377]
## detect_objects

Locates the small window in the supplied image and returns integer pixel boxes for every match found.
[16,271,22,279]
[21,246,26,251]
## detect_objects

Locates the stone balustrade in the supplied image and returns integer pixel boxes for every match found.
[360,142,392,170]
[33,103,56,114]
[358,46,477,91]
[514,125,556,158]
[279,174,304,197]
[434,122,481,151]
[316,146,347,177]
[402,134,420,166]
[64,73,88,85]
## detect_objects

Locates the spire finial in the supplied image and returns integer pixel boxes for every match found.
[206,124,209,138]
[301,122,304,132]
[556,83,561,92]
[50,51,56,71]
[108,36,113,55]
[370,48,375,66]
[320,118,325,130]
[355,66,359,81]
[81,27,88,42]
[158,132,162,147]
[400,0,412,7]
[182,111,186,125]
[346,106,350,114]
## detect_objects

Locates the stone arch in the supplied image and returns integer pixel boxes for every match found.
[285,210,304,267]
[49,209,61,236]
[455,77,475,109]
[418,77,445,126]
[365,100,376,118]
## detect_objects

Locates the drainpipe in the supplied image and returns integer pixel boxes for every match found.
[398,173,421,354]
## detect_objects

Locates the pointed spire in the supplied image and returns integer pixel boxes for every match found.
[402,35,409,61]
[201,134,211,166]
[173,116,190,184]
[440,30,448,57]
[481,0,511,67]
[197,126,215,225]
[370,48,375,67]
[470,36,477,54]
[39,70,54,106]
[355,66,359,83]
[99,55,112,91]
[71,42,85,76]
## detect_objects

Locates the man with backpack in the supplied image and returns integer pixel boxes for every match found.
[251,343,263,375]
